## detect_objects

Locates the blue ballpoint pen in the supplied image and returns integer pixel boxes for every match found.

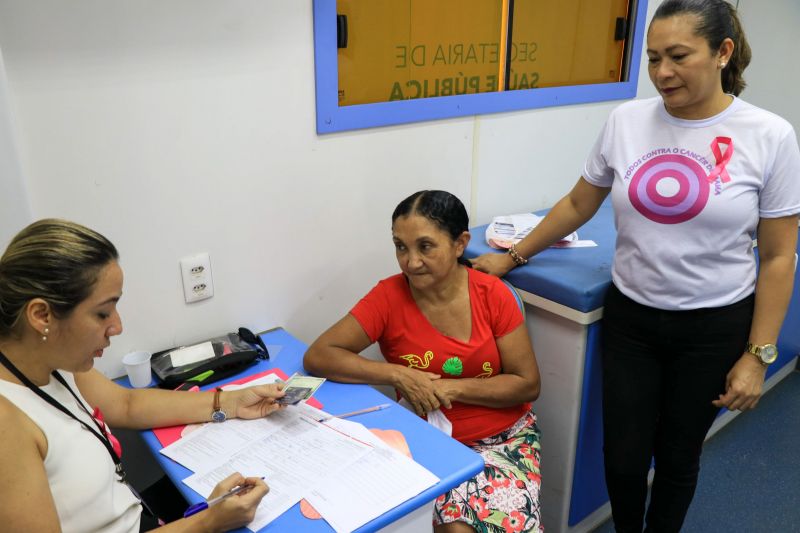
[183,477,265,518]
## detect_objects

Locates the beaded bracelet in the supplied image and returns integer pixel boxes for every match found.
[508,243,528,266]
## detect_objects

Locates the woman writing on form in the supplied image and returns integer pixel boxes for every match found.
[473,1,800,531]
[0,219,286,532]
[305,190,543,533]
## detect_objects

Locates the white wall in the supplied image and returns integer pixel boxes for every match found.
[0,47,31,247]
[0,0,796,378]
[736,0,800,129]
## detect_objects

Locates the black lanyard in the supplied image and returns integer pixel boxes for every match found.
[0,349,163,521]
[0,349,127,482]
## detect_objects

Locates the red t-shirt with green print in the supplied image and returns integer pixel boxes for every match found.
[350,267,530,443]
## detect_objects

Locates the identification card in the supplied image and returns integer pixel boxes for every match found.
[277,374,326,405]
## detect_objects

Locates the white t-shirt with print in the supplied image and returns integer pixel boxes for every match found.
[584,96,800,310]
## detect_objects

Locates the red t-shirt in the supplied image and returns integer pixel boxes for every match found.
[350,267,529,443]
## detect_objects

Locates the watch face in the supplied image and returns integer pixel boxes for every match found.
[212,410,227,423]
[761,344,778,364]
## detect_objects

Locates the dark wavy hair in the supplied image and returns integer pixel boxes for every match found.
[653,0,751,95]
[391,190,471,266]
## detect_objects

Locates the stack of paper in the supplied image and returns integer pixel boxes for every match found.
[160,402,439,532]
[486,213,596,249]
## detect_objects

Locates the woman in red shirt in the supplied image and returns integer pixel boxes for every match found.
[305,190,543,533]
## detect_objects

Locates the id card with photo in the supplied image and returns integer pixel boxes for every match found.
[277,374,326,405]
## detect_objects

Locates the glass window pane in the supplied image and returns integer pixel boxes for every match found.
[337,0,504,106]
[509,0,630,90]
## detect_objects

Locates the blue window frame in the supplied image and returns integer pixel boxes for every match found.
[313,0,649,134]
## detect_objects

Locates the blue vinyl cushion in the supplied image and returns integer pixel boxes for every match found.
[465,202,617,313]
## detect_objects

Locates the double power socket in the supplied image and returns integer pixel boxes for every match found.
[179,252,214,303]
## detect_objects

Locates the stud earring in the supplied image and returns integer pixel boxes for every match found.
[720,62,727,68]
[42,327,49,342]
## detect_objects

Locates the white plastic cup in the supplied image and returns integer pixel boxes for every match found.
[123,350,152,388]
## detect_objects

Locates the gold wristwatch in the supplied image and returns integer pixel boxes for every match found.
[745,342,778,366]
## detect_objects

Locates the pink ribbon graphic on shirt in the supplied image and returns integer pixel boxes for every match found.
[707,136,733,184]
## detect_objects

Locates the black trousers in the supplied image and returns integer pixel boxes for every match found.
[601,284,754,533]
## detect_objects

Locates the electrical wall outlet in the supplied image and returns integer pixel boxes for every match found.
[180,252,214,303]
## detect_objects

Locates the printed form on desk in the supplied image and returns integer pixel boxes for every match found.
[160,402,440,532]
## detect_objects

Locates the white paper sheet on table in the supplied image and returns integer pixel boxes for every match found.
[160,403,300,473]
[305,444,440,533]
[294,403,393,450]
[486,213,592,249]
[300,403,440,532]
[182,413,374,530]
[160,400,439,532]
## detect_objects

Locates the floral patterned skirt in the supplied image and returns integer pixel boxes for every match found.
[433,410,543,532]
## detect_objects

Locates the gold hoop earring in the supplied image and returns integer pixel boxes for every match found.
[42,327,49,342]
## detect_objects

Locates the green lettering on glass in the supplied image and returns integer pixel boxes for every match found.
[388,75,494,100]
[395,46,407,68]
[411,45,426,66]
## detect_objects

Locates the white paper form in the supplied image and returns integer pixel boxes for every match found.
[181,436,304,530]
[295,402,440,532]
[291,403,393,450]
[306,445,440,533]
[161,400,439,532]
[182,414,375,531]
[159,402,337,479]
[160,415,287,473]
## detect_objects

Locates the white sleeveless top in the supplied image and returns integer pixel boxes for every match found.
[0,372,141,532]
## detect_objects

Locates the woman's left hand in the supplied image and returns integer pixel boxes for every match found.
[712,354,767,411]
[432,379,460,409]
[224,383,286,419]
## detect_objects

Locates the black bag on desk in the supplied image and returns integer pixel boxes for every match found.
[150,329,267,389]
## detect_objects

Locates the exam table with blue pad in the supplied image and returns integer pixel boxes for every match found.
[463,200,800,533]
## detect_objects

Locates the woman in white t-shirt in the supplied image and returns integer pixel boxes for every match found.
[0,219,286,532]
[473,1,800,531]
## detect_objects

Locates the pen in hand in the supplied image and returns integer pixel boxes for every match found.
[183,477,265,518]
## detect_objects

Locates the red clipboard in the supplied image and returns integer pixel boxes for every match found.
[153,368,323,447]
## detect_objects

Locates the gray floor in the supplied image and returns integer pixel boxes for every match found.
[592,369,800,533]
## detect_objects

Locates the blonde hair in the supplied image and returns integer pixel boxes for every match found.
[0,219,118,337]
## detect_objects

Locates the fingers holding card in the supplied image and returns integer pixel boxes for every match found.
[276,374,325,405]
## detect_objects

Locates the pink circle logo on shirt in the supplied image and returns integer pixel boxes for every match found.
[628,154,709,224]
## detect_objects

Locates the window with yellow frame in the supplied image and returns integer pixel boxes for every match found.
[313,0,648,133]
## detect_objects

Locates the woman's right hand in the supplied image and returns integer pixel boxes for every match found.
[392,366,442,416]
[202,473,268,532]
[470,252,516,278]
